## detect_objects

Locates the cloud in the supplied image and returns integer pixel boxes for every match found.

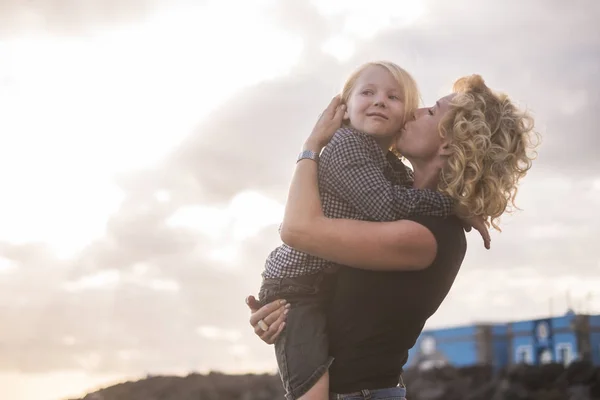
[0,192,279,374]
[0,0,599,379]
[0,0,174,36]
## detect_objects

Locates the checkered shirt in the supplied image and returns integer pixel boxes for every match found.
[262,126,454,279]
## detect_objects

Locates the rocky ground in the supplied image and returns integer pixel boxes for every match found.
[69,361,600,400]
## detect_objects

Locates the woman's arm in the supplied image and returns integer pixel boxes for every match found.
[280,97,437,271]
[280,157,437,271]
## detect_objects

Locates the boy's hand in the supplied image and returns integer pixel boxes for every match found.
[455,203,491,249]
[304,95,346,151]
[460,215,491,249]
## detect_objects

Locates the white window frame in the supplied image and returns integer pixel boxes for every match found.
[515,345,533,364]
[555,343,573,365]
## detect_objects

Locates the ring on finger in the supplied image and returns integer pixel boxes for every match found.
[257,319,269,332]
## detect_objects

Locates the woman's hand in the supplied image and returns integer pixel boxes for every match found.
[246,295,290,345]
[303,95,346,152]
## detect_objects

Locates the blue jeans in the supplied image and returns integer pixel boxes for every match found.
[330,386,407,400]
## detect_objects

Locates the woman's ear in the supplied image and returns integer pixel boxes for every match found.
[439,140,452,156]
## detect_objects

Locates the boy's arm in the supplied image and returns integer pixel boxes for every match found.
[324,135,454,221]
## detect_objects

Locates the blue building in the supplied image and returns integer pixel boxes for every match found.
[406,311,600,370]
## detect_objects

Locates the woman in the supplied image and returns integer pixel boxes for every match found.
[247,75,538,399]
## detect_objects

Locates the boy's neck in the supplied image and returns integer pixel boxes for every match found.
[373,136,394,153]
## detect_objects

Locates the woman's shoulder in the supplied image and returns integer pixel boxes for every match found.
[406,214,463,233]
[405,215,466,255]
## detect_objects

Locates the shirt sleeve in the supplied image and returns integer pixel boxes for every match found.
[323,134,454,221]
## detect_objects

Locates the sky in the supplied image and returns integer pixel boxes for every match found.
[1,0,599,399]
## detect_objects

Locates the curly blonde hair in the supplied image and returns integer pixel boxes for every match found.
[341,61,420,124]
[438,74,540,231]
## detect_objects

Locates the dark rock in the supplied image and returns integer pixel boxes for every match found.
[70,364,600,400]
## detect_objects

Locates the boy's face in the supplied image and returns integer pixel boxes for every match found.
[345,65,407,141]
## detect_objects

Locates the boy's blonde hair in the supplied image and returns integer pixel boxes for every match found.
[341,61,420,124]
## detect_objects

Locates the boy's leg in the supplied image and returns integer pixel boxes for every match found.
[298,370,329,400]
[274,292,333,400]
[259,274,333,400]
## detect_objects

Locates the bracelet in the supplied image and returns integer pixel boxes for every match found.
[297,149,319,163]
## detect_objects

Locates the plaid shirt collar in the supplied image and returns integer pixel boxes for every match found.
[338,126,412,185]
[338,125,388,168]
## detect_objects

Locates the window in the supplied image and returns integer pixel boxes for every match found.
[556,343,573,366]
[515,345,533,364]
[539,349,553,364]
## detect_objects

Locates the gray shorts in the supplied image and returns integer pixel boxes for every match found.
[259,273,335,400]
